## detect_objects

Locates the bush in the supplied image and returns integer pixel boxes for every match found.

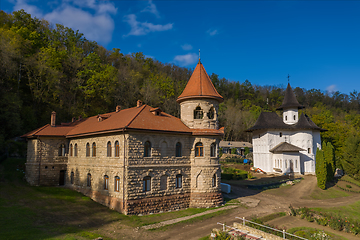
[346,184,352,188]
[221,167,248,180]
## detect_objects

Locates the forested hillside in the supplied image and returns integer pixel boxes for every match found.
[1,10,360,176]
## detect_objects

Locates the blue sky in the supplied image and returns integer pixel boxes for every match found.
[2,0,360,95]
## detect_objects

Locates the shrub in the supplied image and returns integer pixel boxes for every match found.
[346,184,352,188]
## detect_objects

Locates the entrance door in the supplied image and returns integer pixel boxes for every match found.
[59,170,65,185]
[289,160,294,173]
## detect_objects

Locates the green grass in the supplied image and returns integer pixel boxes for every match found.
[288,227,347,240]
[309,186,351,200]
[341,175,360,186]
[150,208,233,232]
[258,212,286,223]
[0,158,231,239]
[313,201,360,221]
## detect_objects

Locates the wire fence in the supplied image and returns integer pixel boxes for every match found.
[215,217,307,240]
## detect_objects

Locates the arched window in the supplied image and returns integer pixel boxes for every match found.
[176,174,182,188]
[285,116,288,121]
[210,143,216,157]
[107,141,111,157]
[194,106,203,119]
[293,115,296,120]
[195,142,203,157]
[308,148,311,154]
[207,107,215,119]
[115,141,120,157]
[114,176,120,192]
[144,141,151,157]
[160,175,167,190]
[58,144,66,156]
[74,143,78,157]
[86,143,90,157]
[92,142,96,157]
[279,132,282,137]
[143,176,151,192]
[212,174,216,187]
[175,142,182,157]
[70,171,74,184]
[87,173,91,187]
[104,175,109,190]
[69,144,73,156]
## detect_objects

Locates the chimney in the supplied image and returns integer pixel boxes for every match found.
[51,111,56,127]
[116,105,121,112]
[137,100,143,107]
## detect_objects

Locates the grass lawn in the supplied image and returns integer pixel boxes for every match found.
[341,175,360,186]
[313,201,360,222]
[309,186,351,200]
[288,227,347,240]
[0,158,230,239]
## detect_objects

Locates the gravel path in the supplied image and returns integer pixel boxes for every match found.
[141,205,238,230]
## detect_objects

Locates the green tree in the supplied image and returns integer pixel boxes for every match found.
[316,148,326,189]
[323,141,335,182]
[342,134,360,180]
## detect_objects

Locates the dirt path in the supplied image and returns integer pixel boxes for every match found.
[137,176,360,240]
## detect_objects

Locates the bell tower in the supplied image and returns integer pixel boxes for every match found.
[177,60,223,129]
[177,59,224,208]
[277,83,304,125]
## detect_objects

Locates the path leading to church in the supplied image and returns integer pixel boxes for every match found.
[139,176,360,240]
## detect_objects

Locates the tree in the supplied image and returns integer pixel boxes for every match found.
[323,141,335,182]
[342,134,360,180]
[316,148,326,189]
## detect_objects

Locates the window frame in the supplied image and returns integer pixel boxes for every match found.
[115,176,120,192]
[104,175,109,190]
[69,144,73,157]
[175,174,182,188]
[144,141,152,157]
[212,174,216,187]
[210,143,216,157]
[115,141,120,157]
[107,141,111,157]
[195,142,203,157]
[74,143,78,157]
[92,142,96,157]
[86,143,90,157]
[194,106,203,119]
[175,142,182,157]
[143,176,151,192]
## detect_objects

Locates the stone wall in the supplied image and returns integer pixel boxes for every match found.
[25,137,68,186]
[180,99,219,129]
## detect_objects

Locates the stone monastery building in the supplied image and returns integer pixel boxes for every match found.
[22,60,224,215]
[247,83,326,175]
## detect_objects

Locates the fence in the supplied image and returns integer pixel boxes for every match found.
[215,217,307,240]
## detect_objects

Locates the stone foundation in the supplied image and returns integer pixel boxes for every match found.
[26,162,67,186]
[190,192,223,208]
[126,193,190,215]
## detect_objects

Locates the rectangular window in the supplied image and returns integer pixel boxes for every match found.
[143,177,151,192]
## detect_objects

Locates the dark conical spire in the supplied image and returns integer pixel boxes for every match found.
[277,83,304,110]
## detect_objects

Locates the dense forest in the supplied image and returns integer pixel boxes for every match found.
[1,10,360,178]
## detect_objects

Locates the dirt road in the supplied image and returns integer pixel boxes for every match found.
[139,176,360,240]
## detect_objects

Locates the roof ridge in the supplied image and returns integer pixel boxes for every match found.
[126,104,147,127]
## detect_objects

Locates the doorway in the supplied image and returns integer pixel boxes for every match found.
[59,170,65,185]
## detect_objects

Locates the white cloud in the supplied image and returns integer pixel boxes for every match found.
[326,84,337,93]
[207,29,218,36]
[141,0,159,18]
[181,44,193,51]
[13,0,43,17]
[12,0,117,44]
[174,53,198,66]
[123,14,173,36]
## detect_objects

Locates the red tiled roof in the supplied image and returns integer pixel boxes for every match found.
[177,61,223,103]
[22,104,225,138]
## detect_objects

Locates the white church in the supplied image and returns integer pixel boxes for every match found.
[247,83,326,175]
